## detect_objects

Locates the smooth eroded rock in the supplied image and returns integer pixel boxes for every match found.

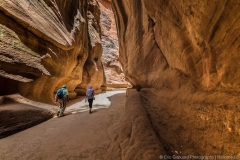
[112,0,240,155]
[0,0,104,103]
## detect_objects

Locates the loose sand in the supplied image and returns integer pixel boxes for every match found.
[0,90,126,160]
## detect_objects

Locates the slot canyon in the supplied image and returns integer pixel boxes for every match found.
[0,0,240,159]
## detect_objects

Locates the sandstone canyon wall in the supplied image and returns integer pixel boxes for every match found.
[112,0,240,156]
[97,0,129,86]
[0,0,104,103]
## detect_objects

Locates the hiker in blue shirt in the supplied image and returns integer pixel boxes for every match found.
[86,86,95,114]
[55,84,69,117]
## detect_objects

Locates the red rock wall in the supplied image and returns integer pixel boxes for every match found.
[112,0,240,156]
[97,0,129,85]
[106,89,166,160]
[0,0,104,103]
[112,0,240,91]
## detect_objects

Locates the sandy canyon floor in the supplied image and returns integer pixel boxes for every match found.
[0,90,126,160]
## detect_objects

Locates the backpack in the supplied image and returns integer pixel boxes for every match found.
[87,92,92,97]
[87,90,93,99]
[57,88,64,99]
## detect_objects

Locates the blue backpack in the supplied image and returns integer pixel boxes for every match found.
[57,88,64,99]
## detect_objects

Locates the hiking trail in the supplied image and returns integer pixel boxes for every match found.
[0,90,126,160]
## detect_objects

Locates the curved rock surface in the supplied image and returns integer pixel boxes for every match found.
[97,0,129,85]
[1,0,240,158]
[112,0,240,156]
[112,0,240,91]
[0,0,104,103]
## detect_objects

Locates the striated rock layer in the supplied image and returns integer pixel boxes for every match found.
[106,89,166,160]
[97,0,129,86]
[112,0,240,156]
[0,0,104,103]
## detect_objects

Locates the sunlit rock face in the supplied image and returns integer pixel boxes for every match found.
[112,0,240,156]
[97,0,128,85]
[0,0,104,103]
[112,0,240,91]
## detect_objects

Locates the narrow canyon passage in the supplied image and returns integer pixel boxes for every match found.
[0,91,126,160]
[1,0,240,158]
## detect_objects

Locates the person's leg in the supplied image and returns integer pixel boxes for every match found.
[88,98,93,113]
[57,100,62,117]
[89,99,92,113]
[61,99,67,115]
[57,110,60,116]
[59,99,65,117]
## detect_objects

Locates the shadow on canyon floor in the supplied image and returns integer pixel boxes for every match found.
[0,90,126,139]
[0,92,126,160]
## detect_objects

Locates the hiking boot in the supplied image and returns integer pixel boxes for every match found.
[59,114,65,117]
